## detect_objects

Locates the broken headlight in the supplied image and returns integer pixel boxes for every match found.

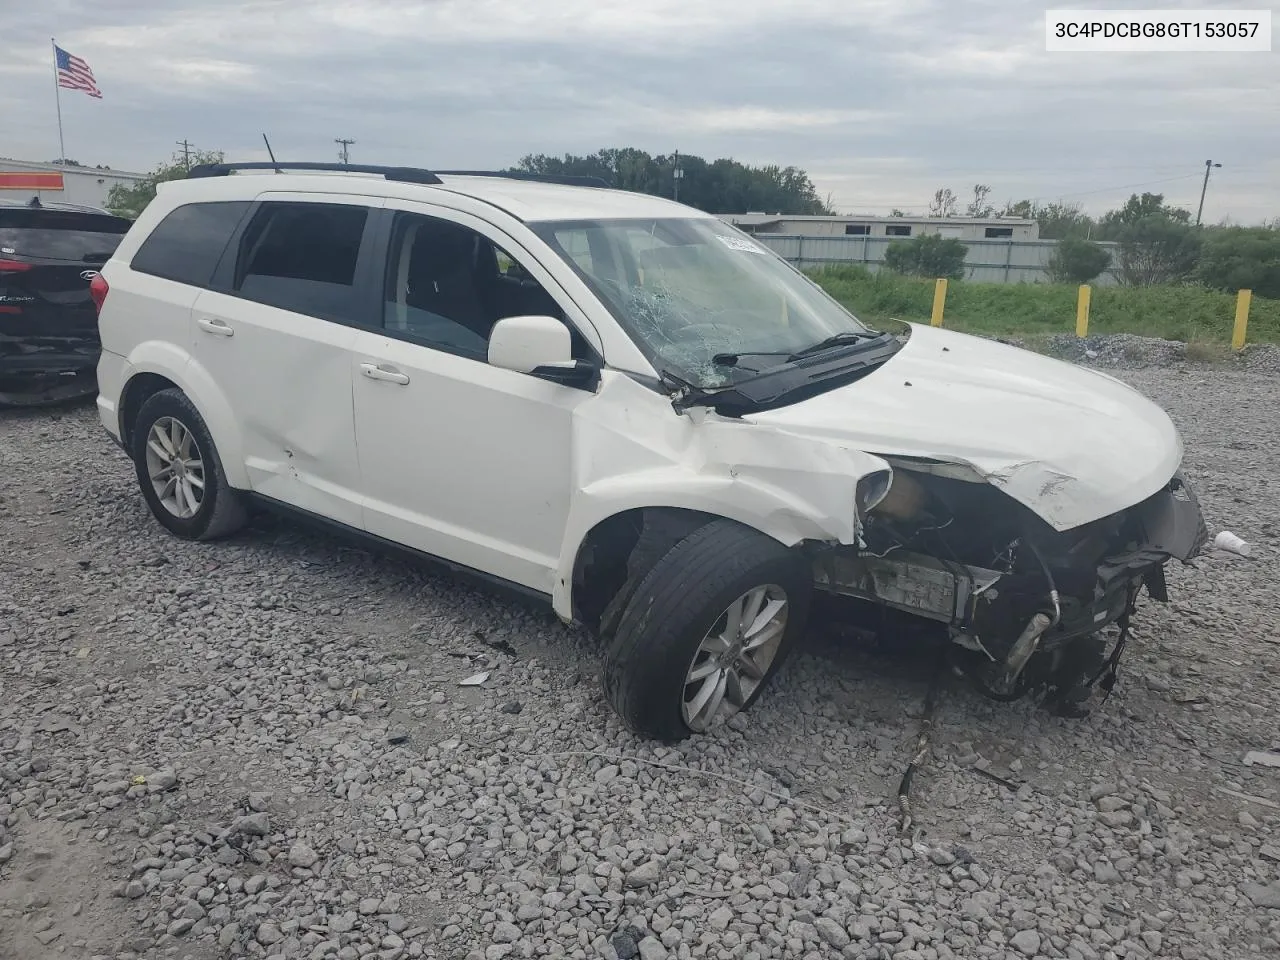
[856,469,893,516]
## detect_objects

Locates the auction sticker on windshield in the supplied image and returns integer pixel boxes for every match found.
[717,235,768,254]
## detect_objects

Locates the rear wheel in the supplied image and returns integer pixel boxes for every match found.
[131,389,247,541]
[603,520,812,741]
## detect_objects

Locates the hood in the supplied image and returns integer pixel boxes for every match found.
[745,323,1182,531]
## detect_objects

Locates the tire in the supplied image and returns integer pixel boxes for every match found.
[131,388,248,541]
[603,519,812,741]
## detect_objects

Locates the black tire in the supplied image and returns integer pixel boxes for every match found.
[603,519,812,741]
[131,388,248,541]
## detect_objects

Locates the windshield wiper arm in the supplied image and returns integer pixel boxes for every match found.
[787,331,875,361]
[714,332,878,367]
[711,350,793,367]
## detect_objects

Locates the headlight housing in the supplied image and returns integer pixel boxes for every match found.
[855,468,893,515]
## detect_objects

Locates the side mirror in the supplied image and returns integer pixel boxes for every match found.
[488,315,598,388]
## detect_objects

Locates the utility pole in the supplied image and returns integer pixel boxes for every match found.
[176,139,193,170]
[1196,159,1221,226]
[335,138,355,165]
[673,149,683,202]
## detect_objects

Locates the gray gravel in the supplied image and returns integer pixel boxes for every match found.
[1043,332,1280,375]
[2,354,1279,959]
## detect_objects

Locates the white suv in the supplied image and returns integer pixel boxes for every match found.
[94,162,1206,740]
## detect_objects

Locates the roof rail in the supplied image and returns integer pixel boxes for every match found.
[186,162,443,185]
[435,170,612,189]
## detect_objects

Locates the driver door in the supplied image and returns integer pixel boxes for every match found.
[350,204,598,594]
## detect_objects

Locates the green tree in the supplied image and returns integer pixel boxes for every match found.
[1097,192,1190,240]
[965,184,994,218]
[1047,238,1111,284]
[1114,216,1201,286]
[1002,199,1095,239]
[882,234,967,280]
[106,149,224,219]
[927,187,958,218]
[1197,227,1280,299]
[511,148,832,215]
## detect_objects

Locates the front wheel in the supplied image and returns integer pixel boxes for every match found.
[603,520,812,741]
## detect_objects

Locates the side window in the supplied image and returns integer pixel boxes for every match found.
[382,212,583,361]
[130,201,250,287]
[232,202,369,323]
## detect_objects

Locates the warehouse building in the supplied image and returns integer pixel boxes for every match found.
[722,213,1040,242]
[0,158,147,211]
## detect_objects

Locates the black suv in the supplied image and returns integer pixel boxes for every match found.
[0,198,132,404]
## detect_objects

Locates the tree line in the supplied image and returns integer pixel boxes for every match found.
[890,185,1278,297]
[509,148,833,216]
[104,149,1277,298]
[104,146,834,220]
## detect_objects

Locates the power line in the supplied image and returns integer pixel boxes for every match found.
[335,138,355,164]
[176,139,193,170]
[1034,172,1205,201]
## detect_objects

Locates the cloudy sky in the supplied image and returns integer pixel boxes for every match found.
[4,0,1276,221]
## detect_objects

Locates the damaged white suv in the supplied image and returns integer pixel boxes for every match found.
[93,162,1207,740]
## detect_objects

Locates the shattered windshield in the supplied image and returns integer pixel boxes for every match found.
[532,218,875,388]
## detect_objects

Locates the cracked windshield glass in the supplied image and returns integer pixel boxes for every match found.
[536,218,876,388]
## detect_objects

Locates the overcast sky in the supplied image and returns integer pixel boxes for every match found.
[3,0,1276,221]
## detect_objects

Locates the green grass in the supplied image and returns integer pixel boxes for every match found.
[810,266,1280,345]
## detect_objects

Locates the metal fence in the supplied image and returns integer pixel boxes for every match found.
[753,234,1122,286]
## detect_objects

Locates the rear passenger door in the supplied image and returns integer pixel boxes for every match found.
[190,194,383,527]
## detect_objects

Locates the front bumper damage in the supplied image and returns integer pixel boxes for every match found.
[815,473,1208,704]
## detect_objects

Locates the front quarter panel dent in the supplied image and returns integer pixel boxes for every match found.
[552,374,890,619]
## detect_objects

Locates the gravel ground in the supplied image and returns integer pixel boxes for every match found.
[2,351,1279,960]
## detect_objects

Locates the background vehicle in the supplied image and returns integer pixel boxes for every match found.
[92,163,1205,741]
[0,198,131,405]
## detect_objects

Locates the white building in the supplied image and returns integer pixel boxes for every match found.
[722,213,1040,242]
[0,158,148,211]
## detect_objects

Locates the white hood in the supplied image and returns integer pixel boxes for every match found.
[746,323,1183,531]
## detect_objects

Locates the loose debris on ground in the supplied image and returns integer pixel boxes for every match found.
[2,343,1279,959]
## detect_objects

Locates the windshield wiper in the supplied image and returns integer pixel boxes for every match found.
[711,350,793,367]
[787,330,876,360]
[714,331,878,368]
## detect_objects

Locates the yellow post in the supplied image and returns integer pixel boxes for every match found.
[1232,289,1252,350]
[930,278,947,327]
[1075,284,1091,338]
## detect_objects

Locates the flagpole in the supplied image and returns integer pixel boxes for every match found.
[51,38,66,165]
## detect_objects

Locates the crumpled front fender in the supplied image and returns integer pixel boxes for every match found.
[552,374,891,619]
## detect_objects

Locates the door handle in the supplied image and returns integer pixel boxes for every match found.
[359,362,410,385]
[197,317,234,337]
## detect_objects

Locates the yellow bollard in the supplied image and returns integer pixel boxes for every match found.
[1232,289,1252,350]
[930,278,947,327]
[1075,285,1091,338]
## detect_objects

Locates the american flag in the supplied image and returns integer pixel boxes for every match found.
[54,44,102,99]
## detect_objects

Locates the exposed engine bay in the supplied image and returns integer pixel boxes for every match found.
[815,465,1209,711]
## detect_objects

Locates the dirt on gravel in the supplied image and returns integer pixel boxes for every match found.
[1,360,1278,960]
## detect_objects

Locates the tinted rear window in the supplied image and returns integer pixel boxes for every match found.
[0,209,131,262]
[130,201,251,287]
[231,202,369,323]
